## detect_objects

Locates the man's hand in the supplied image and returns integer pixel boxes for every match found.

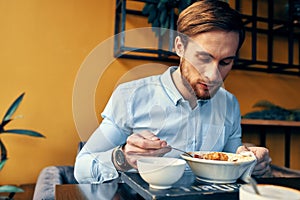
[236,146,272,177]
[123,130,170,168]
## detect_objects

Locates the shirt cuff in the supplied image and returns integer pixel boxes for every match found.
[75,148,119,184]
[91,149,119,183]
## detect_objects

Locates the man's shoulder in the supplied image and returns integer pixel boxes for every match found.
[218,87,238,102]
[115,66,176,92]
[117,74,161,90]
[113,74,164,99]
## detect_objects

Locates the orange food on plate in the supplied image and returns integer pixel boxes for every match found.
[194,152,229,161]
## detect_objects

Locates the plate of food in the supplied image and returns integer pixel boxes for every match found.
[181,151,256,183]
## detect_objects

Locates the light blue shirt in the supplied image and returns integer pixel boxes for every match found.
[74,67,242,183]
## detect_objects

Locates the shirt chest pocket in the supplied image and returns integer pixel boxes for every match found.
[200,124,226,151]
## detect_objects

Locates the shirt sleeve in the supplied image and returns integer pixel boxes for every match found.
[74,146,117,183]
[74,86,131,183]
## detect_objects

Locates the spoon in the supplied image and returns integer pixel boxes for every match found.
[244,176,261,195]
[167,146,193,157]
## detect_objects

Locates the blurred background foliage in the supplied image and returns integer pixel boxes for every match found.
[0,93,44,197]
[142,0,195,36]
[243,100,300,121]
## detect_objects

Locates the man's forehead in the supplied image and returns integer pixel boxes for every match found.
[183,33,239,58]
[184,39,212,59]
[185,38,207,52]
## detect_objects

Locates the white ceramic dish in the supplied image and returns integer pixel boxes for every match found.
[181,151,256,183]
[240,184,300,200]
[137,157,186,189]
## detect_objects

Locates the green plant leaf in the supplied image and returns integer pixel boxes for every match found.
[2,129,45,138]
[0,159,7,171]
[178,0,192,13]
[0,185,24,193]
[253,100,282,109]
[2,93,25,122]
[0,119,12,132]
[142,3,155,15]
[0,139,7,161]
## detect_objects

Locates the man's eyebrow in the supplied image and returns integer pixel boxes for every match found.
[195,51,237,60]
[195,51,212,57]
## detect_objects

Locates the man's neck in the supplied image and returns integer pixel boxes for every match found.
[171,68,198,109]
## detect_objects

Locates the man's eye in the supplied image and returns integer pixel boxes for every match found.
[197,55,212,63]
[219,59,233,66]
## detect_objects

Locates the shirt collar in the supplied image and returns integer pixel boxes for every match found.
[198,99,209,106]
[160,66,183,105]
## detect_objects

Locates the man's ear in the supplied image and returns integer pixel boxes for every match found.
[174,36,184,57]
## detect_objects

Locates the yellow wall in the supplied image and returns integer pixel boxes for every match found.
[0,0,299,185]
[0,0,115,185]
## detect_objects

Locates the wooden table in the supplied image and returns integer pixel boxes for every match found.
[55,181,141,200]
[55,176,300,200]
[241,119,300,168]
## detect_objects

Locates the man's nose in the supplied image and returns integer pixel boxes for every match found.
[202,63,221,83]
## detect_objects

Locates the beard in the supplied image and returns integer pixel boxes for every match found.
[179,58,223,100]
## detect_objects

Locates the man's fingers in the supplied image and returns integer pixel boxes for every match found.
[254,160,269,171]
[236,146,273,177]
[236,145,249,153]
[127,132,167,149]
[123,131,170,169]
[253,164,271,176]
[139,130,160,140]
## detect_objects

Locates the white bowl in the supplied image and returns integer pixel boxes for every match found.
[181,151,256,183]
[137,157,186,189]
[240,184,300,200]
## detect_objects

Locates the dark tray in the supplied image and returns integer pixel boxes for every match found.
[120,171,242,200]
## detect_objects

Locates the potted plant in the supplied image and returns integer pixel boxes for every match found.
[243,100,300,121]
[142,0,195,36]
[0,93,45,199]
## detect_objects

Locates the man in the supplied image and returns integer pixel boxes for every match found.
[74,0,271,184]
